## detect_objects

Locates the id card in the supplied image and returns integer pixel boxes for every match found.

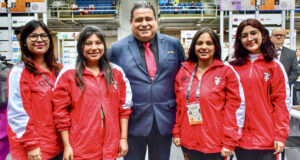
[186,102,203,125]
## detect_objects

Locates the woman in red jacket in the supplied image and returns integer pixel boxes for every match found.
[231,18,291,160]
[172,27,245,160]
[52,26,132,160]
[7,20,63,160]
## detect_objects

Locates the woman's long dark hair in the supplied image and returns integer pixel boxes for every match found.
[187,27,222,62]
[231,18,277,66]
[20,20,61,75]
[75,25,112,92]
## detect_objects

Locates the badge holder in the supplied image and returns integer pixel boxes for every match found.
[186,102,203,125]
[185,64,203,125]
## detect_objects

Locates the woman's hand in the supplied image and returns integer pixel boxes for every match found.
[27,147,41,160]
[173,138,181,147]
[118,139,129,157]
[274,141,285,154]
[63,145,73,160]
[221,147,234,157]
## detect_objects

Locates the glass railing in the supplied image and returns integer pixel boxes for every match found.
[47,6,118,19]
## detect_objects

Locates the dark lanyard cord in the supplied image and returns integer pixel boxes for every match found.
[41,73,54,89]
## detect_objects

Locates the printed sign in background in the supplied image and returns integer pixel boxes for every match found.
[57,32,79,65]
[232,14,282,25]
[57,32,79,40]
[220,0,295,10]
[0,0,46,13]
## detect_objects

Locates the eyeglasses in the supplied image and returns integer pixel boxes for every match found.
[239,30,259,41]
[28,33,49,42]
[272,34,285,38]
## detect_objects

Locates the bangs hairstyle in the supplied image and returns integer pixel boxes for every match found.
[231,18,276,66]
[20,20,61,75]
[187,27,221,63]
[75,25,112,93]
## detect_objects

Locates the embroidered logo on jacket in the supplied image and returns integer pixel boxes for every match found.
[215,77,221,85]
[112,80,118,90]
[38,81,47,87]
[264,72,270,82]
[181,76,187,82]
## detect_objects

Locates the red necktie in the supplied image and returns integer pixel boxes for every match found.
[143,42,157,81]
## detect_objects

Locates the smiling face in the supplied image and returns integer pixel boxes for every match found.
[130,8,158,42]
[240,25,263,54]
[25,26,50,58]
[83,34,105,66]
[195,32,215,63]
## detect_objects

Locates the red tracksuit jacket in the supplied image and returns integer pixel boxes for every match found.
[172,60,245,153]
[52,63,132,160]
[232,54,291,150]
[6,62,63,160]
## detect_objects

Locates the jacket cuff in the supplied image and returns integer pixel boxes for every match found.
[119,109,132,119]
[222,144,235,151]
[171,127,180,138]
[172,130,180,138]
[119,115,130,119]
[274,136,286,144]
[173,134,180,138]
[24,143,39,152]
[57,126,70,132]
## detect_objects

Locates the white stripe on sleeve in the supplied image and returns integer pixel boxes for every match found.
[226,64,246,134]
[274,60,292,113]
[111,63,133,109]
[7,63,29,138]
[53,63,76,89]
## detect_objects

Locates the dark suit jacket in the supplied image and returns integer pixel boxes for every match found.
[297,58,300,77]
[0,63,9,108]
[280,46,298,85]
[108,33,185,136]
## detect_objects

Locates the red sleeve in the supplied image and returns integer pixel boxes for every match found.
[222,66,245,150]
[117,69,132,119]
[172,69,183,138]
[7,67,40,151]
[52,71,72,132]
[271,62,291,143]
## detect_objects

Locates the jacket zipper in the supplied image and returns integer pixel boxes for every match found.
[249,60,256,78]
[97,76,104,142]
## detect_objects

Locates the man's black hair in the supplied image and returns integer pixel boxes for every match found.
[130,1,156,21]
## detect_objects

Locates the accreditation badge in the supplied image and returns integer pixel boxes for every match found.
[186,102,203,125]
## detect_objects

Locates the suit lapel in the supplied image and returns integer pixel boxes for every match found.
[155,33,166,81]
[280,47,288,63]
[128,35,148,75]
[280,46,290,72]
[280,53,284,63]
[280,47,285,62]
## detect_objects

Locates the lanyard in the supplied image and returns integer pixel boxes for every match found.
[186,65,201,102]
[41,73,54,89]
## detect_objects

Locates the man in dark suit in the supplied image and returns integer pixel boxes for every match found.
[271,28,298,104]
[296,48,300,65]
[296,48,300,78]
[108,2,185,160]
